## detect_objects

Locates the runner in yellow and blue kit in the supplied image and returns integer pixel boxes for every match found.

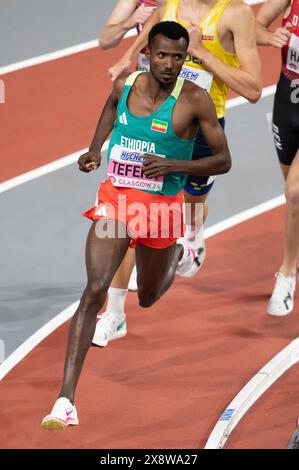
[161,0,239,198]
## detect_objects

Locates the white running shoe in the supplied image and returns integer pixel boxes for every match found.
[92,312,127,347]
[42,397,79,431]
[175,237,197,277]
[128,265,138,292]
[186,242,206,277]
[185,226,206,274]
[267,272,296,316]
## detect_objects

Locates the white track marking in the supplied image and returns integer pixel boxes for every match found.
[226,85,276,109]
[0,149,83,193]
[0,40,98,76]
[0,30,136,76]
[0,302,79,380]
[0,0,264,75]
[205,338,299,449]
[204,194,284,239]
[0,86,276,194]
[0,141,105,194]
[0,192,285,381]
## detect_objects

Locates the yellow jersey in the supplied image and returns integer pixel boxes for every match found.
[162,0,240,118]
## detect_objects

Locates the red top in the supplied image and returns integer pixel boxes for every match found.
[282,0,299,80]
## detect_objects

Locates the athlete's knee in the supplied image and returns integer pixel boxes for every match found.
[138,287,161,308]
[82,280,108,310]
[285,184,299,209]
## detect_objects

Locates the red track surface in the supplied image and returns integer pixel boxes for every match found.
[0,206,298,448]
[2,8,297,449]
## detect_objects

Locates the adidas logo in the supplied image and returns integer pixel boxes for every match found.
[119,112,128,125]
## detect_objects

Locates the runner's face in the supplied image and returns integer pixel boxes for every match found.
[149,35,187,85]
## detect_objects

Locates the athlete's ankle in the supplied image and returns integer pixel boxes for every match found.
[58,394,74,405]
[279,264,297,277]
[105,287,128,318]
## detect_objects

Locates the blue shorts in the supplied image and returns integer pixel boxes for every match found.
[184,118,225,196]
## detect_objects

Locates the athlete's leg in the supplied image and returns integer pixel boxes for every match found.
[58,219,130,403]
[267,75,298,316]
[183,118,225,252]
[135,243,183,308]
[184,191,208,232]
[92,247,135,347]
[109,247,135,288]
[280,149,299,277]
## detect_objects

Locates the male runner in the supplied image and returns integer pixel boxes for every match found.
[41,21,231,429]
[256,0,299,316]
[98,1,159,330]
[93,0,262,348]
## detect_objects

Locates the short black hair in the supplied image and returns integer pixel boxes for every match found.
[148,21,189,49]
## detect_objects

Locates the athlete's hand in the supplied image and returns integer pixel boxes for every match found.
[131,4,155,28]
[109,56,132,82]
[269,23,292,48]
[78,151,101,173]
[185,23,204,57]
[142,154,174,178]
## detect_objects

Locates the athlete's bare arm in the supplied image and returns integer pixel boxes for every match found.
[187,2,262,103]
[256,0,292,47]
[143,84,231,178]
[108,7,161,80]
[100,0,155,50]
[78,74,128,172]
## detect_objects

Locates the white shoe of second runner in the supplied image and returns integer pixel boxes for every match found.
[185,226,206,275]
[92,312,127,347]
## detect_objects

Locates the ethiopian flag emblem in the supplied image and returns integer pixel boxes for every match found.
[151,119,168,133]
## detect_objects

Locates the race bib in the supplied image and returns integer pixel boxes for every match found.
[287,33,299,73]
[179,65,213,92]
[107,144,164,192]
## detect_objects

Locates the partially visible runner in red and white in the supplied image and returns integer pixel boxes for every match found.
[257,0,299,316]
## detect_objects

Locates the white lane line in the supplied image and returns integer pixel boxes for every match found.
[0,192,285,381]
[226,85,276,109]
[0,142,105,194]
[0,85,276,194]
[205,194,284,239]
[0,301,79,380]
[0,39,98,76]
[0,0,264,75]
[0,149,85,194]
[0,30,136,76]
[205,338,299,449]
